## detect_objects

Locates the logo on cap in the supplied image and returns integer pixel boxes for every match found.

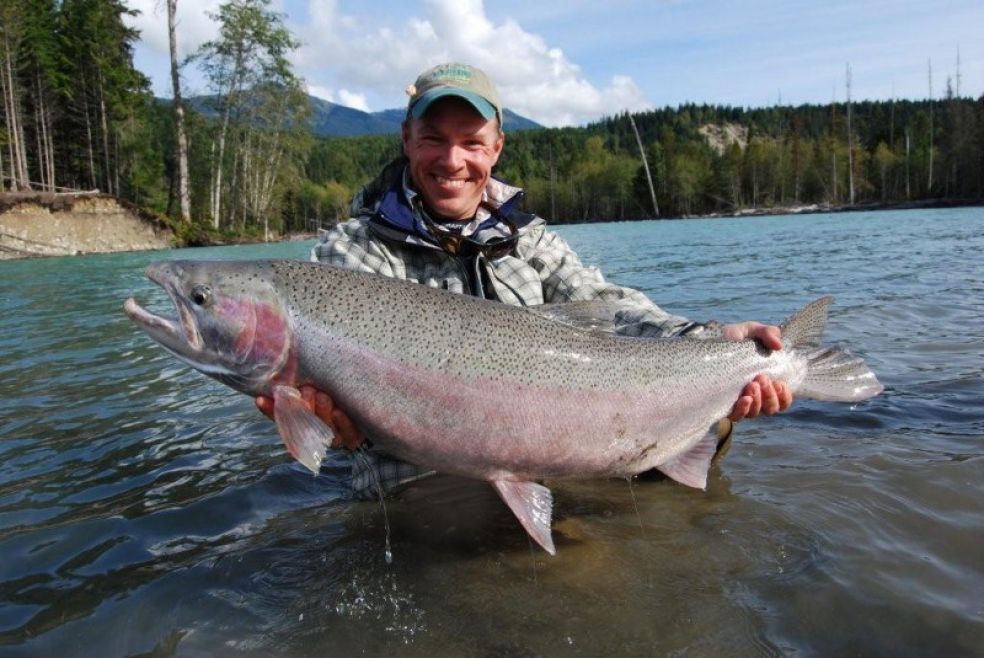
[406,63,502,125]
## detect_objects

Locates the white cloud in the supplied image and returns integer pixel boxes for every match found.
[304,84,369,111]
[294,0,649,126]
[337,90,370,112]
[130,1,984,116]
[306,84,335,102]
[130,0,649,124]
[124,0,224,58]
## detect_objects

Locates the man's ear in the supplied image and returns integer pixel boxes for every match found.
[490,131,505,166]
[401,120,412,155]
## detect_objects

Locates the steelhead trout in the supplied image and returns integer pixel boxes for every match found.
[124,260,883,554]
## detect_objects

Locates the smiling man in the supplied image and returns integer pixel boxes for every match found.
[256,63,792,495]
[403,65,504,221]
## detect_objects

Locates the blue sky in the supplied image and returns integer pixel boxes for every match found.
[127,0,984,127]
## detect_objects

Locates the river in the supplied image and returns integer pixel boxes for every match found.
[0,207,981,656]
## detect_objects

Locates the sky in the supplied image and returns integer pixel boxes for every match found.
[126,0,984,128]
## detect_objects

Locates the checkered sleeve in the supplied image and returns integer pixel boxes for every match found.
[310,219,395,276]
[350,448,437,499]
[520,225,696,337]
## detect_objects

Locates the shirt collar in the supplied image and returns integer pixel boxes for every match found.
[401,168,525,238]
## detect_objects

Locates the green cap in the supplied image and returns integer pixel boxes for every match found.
[406,63,502,124]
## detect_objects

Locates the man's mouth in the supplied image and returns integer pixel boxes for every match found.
[432,175,470,189]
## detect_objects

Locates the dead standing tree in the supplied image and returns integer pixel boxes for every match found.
[927,59,934,194]
[627,111,659,217]
[0,1,29,191]
[846,62,855,205]
[166,0,191,223]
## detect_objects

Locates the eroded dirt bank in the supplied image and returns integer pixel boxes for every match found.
[0,193,172,259]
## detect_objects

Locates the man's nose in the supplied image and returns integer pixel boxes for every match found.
[437,143,466,169]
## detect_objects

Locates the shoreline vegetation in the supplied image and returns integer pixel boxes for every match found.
[194,196,984,246]
[696,196,984,219]
[200,197,984,247]
[1,1,982,255]
[3,191,979,260]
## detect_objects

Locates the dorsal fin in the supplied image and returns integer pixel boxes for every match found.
[526,299,643,333]
[779,296,833,349]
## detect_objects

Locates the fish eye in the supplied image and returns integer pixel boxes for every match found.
[190,285,212,306]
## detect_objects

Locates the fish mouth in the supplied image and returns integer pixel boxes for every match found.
[123,263,204,356]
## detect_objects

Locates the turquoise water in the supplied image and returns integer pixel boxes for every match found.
[0,208,981,656]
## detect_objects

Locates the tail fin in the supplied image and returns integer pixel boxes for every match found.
[782,297,884,402]
[798,346,883,401]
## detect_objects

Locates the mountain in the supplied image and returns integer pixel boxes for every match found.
[305,95,396,136]
[181,94,543,137]
[305,96,543,135]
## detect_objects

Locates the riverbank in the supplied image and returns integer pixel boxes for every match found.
[150,196,984,244]
[2,193,980,259]
[693,197,984,220]
[0,192,173,259]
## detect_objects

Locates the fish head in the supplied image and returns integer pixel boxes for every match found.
[124,260,293,394]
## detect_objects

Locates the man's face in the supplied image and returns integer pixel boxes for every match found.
[402,97,504,221]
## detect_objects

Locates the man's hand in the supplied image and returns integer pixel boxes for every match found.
[255,385,365,450]
[721,321,793,422]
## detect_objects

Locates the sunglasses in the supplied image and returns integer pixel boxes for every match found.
[416,200,520,261]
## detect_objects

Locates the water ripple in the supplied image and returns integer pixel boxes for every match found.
[0,210,981,654]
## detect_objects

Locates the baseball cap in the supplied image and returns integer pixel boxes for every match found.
[406,63,502,124]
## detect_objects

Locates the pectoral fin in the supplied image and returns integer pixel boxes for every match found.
[491,479,556,555]
[272,385,334,474]
[656,427,720,490]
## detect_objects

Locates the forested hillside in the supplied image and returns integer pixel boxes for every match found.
[299,97,983,225]
[1,0,156,201]
[497,98,984,221]
[2,0,981,241]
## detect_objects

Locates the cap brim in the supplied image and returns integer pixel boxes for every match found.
[409,88,498,121]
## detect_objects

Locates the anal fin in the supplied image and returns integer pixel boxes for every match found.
[272,385,334,474]
[491,479,556,555]
[656,426,720,490]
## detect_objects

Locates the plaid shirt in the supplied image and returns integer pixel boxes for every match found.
[310,161,710,496]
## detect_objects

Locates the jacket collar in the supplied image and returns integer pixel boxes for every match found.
[365,159,539,252]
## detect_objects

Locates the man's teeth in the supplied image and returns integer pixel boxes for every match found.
[434,176,468,188]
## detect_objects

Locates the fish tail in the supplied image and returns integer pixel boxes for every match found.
[781,297,883,402]
[799,345,883,401]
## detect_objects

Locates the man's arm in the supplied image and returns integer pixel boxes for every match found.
[522,226,792,421]
[310,219,397,274]
[519,225,694,336]
[261,225,788,436]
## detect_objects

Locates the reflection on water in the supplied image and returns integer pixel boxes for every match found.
[0,210,981,656]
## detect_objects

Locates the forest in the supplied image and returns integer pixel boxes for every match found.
[2,0,982,242]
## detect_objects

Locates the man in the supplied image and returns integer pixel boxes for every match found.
[257,63,791,494]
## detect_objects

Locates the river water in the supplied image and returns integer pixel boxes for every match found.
[0,208,981,656]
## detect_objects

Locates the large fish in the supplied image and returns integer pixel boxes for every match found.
[124,260,883,554]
